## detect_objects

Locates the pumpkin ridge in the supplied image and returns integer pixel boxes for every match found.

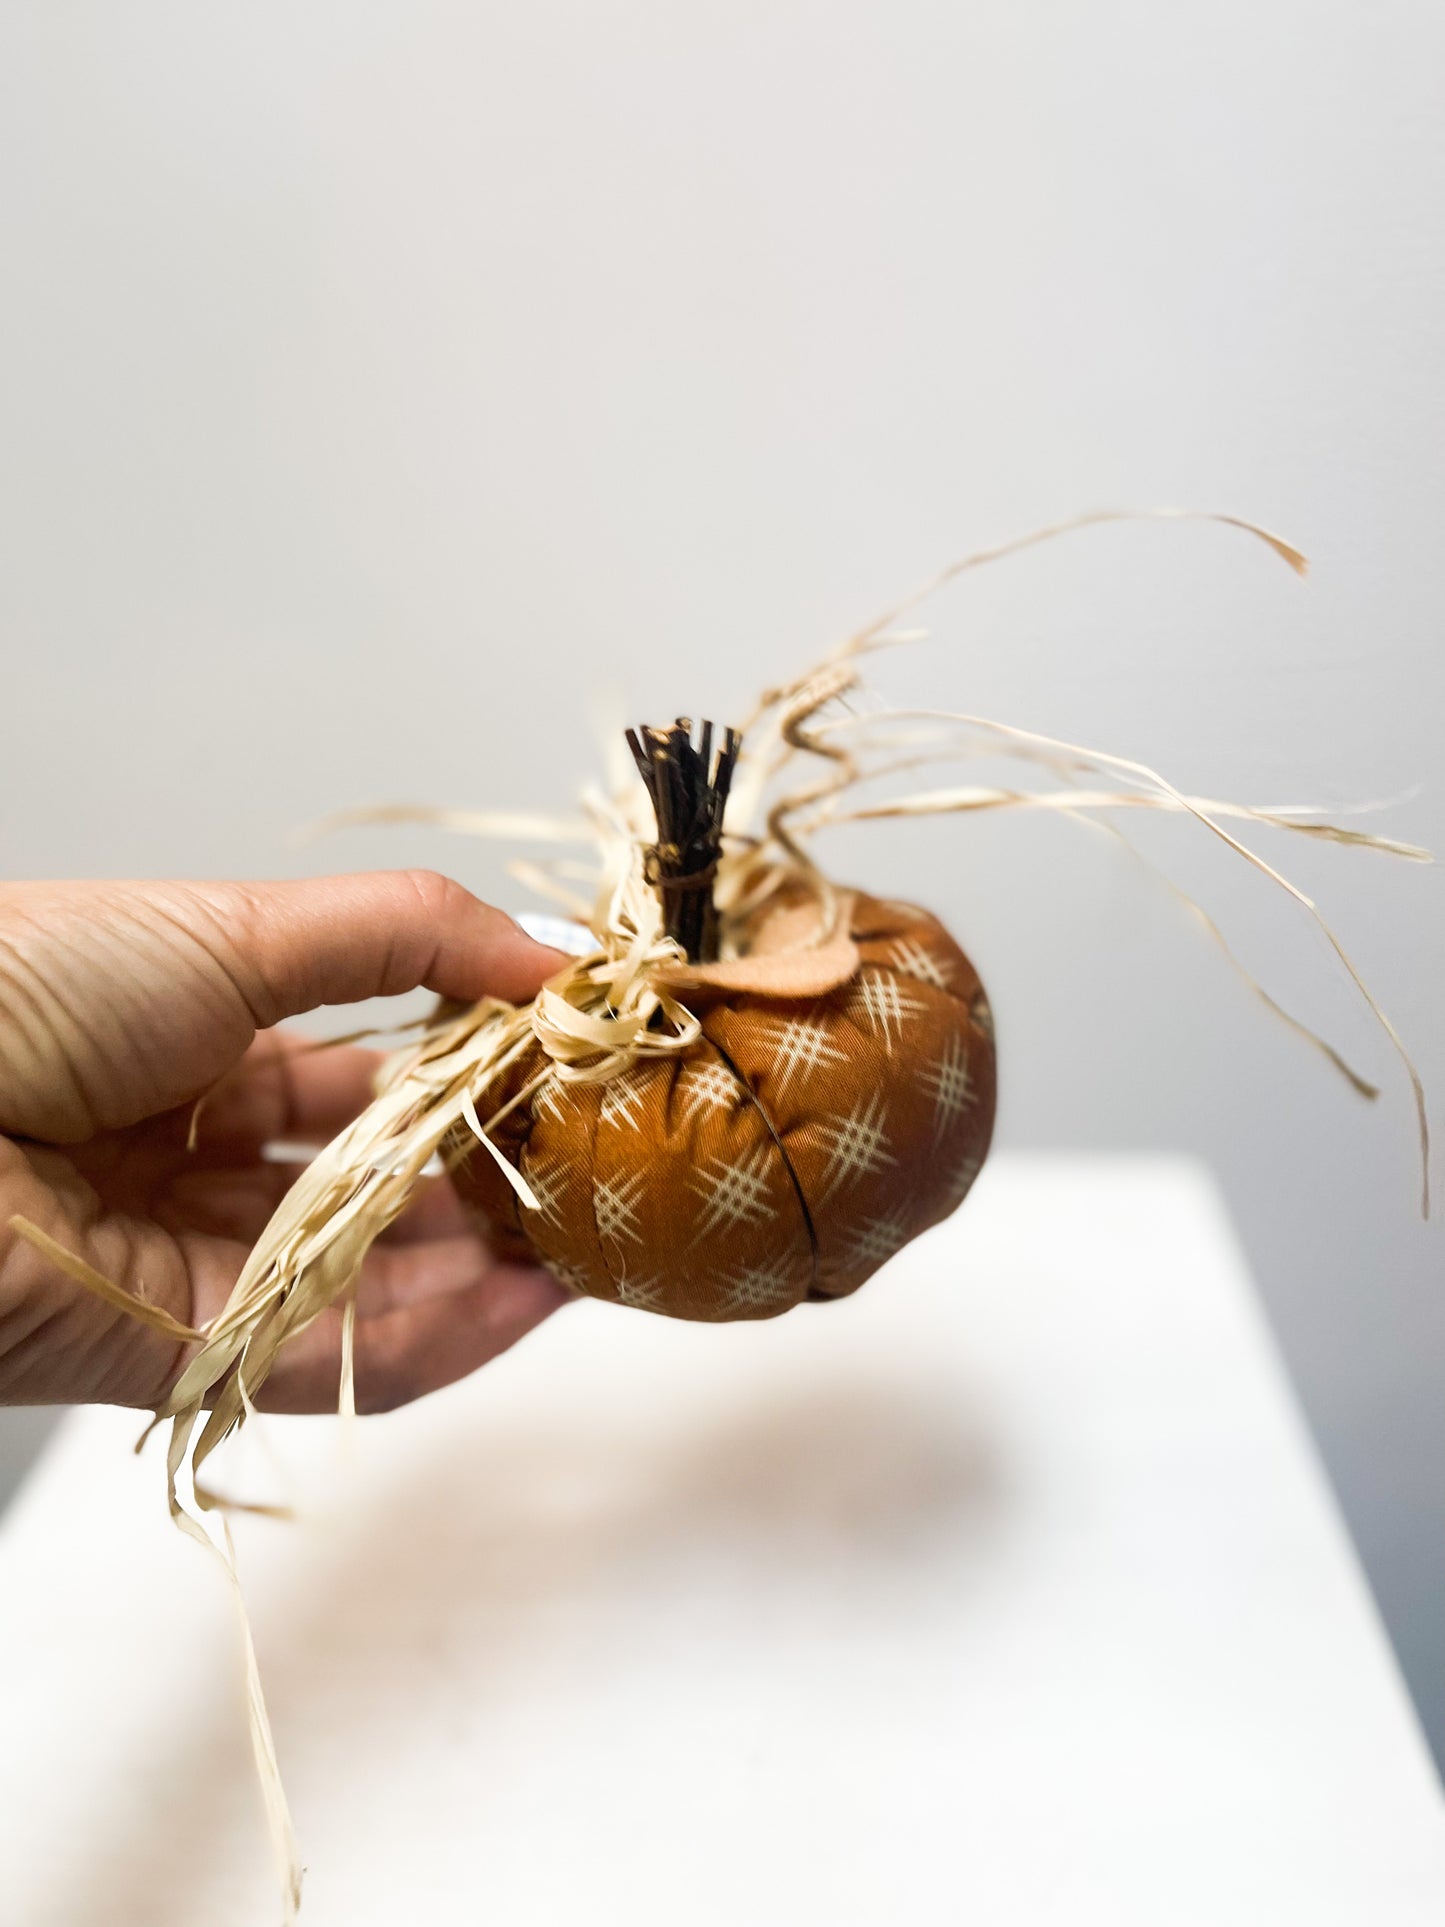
[704,1031,820,1297]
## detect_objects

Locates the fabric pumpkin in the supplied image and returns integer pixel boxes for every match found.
[449,888,995,1321]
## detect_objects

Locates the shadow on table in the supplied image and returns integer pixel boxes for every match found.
[47,1368,1003,1925]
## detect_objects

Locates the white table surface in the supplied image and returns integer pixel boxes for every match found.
[1,1154,1440,1926]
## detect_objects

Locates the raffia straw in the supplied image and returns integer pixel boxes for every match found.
[834,506,1308,662]
[5,1216,205,1344]
[205,1511,301,1927]
[503,858,596,919]
[339,1292,357,1426]
[1043,797,1382,1100]
[814,782,1433,861]
[802,702,1432,1216]
[296,804,592,846]
[797,757,1421,1103]
[9,505,1429,1926]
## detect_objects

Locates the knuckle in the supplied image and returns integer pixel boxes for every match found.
[395,867,468,924]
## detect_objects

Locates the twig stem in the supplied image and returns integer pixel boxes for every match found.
[626,717,741,961]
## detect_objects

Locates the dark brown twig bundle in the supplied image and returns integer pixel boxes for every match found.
[626,717,741,962]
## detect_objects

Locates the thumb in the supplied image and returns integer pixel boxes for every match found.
[205,869,567,1023]
[0,872,568,1144]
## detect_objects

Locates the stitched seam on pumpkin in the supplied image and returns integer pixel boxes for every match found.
[584,1071,615,1299]
[706,1034,820,1298]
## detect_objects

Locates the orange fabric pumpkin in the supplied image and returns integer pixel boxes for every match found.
[450,888,995,1321]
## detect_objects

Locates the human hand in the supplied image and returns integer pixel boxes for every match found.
[0,872,569,1411]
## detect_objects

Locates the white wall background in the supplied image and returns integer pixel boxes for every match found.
[2,4,1442,1761]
